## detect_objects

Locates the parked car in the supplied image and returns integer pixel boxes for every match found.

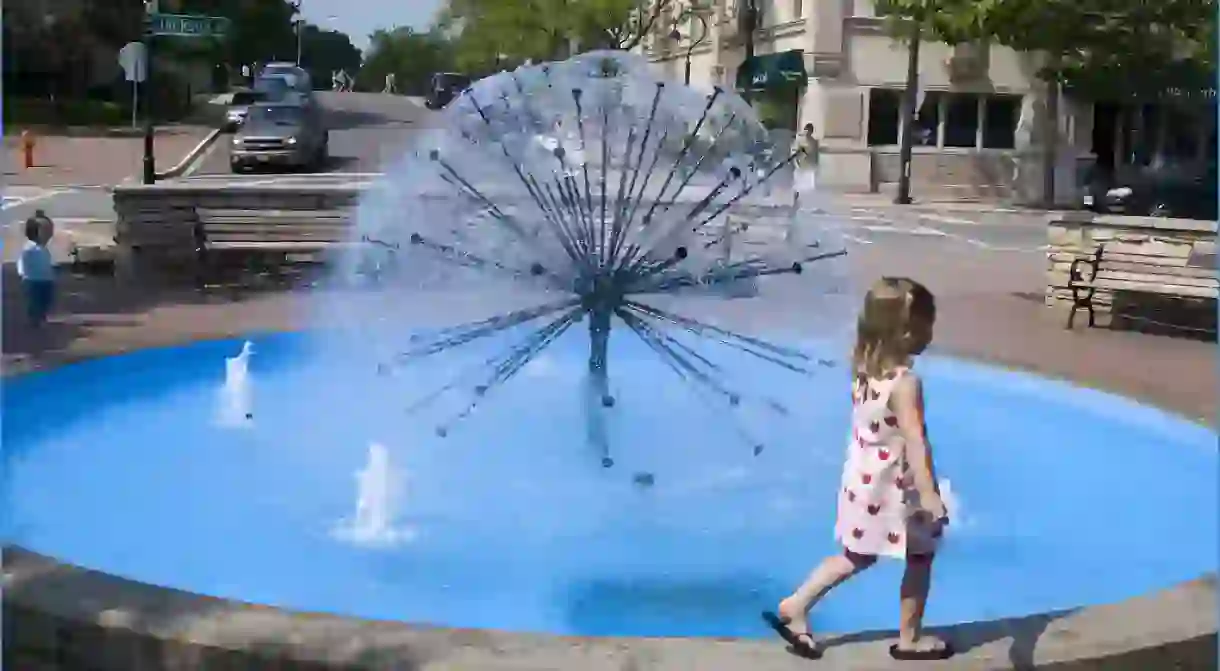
[229,101,328,173]
[424,72,473,110]
[1086,163,1218,220]
[223,89,267,131]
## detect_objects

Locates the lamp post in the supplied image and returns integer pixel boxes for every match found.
[668,7,709,86]
[741,0,758,104]
[141,0,157,184]
[293,0,303,65]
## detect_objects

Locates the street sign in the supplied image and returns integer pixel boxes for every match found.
[118,42,148,82]
[148,13,231,38]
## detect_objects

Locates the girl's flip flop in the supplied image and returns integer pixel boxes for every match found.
[761,611,823,660]
[889,639,955,661]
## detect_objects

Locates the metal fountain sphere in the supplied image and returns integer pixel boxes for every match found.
[349,50,848,476]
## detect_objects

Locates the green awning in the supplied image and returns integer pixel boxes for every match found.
[736,50,807,91]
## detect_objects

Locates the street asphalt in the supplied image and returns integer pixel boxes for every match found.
[2,90,1049,264]
[190,91,431,177]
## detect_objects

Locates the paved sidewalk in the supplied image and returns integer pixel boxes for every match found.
[2,126,213,188]
[825,191,1061,215]
[2,244,1213,423]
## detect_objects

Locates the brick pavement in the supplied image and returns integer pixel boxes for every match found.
[1,126,212,187]
[2,245,1214,423]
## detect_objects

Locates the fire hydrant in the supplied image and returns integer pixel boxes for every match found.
[19,130,35,169]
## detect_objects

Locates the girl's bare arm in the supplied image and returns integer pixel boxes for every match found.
[891,373,946,518]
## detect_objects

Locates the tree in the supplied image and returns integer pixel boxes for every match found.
[300,26,363,88]
[356,27,456,94]
[438,0,672,72]
[873,0,1215,203]
[873,0,1216,100]
[174,0,300,69]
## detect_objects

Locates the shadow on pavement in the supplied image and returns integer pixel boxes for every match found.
[228,154,360,175]
[324,107,397,130]
[322,155,361,172]
[816,609,1074,668]
[1,264,269,374]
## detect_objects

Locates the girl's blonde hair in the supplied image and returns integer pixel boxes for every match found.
[852,277,936,378]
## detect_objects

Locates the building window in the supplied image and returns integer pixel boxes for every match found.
[944,93,980,147]
[867,89,901,146]
[867,89,1022,149]
[983,95,1020,149]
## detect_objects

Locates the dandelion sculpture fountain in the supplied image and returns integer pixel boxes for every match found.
[348,51,848,472]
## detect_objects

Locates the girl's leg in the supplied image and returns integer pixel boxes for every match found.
[896,553,948,651]
[778,550,876,631]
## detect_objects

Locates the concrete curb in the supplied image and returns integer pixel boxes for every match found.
[2,545,1215,670]
[154,128,222,180]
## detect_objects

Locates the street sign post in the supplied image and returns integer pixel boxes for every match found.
[141,12,229,183]
[148,13,230,38]
[118,42,148,128]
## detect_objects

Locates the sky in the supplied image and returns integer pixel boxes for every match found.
[300,0,444,50]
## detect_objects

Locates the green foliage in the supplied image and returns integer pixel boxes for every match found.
[300,26,363,88]
[438,0,671,73]
[174,0,299,67]
[873,0,1217,99]
[357,28,456,94]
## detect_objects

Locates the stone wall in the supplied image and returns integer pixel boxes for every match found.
[1045,213,1218,324]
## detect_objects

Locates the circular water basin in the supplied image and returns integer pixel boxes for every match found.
[4,332,1215,638]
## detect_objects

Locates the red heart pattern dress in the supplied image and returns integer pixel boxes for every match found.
[835,366,941,558]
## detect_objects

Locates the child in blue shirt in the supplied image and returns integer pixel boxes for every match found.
[17,212,56,328]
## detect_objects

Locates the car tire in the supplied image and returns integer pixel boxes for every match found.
[230,162,244,174]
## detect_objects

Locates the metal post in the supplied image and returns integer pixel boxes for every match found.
[742,0,756,104]
[296,21,303,65]
[894,18,920,205]
[683,12,708,87]
[141,30,156,184]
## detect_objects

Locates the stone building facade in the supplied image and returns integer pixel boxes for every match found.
[643,0,1097,203]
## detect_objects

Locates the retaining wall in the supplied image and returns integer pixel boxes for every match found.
[4,544,1216,670]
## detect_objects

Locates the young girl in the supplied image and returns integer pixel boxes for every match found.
[17,212,56,329]
[763,277,953,661]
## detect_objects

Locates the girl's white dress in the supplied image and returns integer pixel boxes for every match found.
[835,367,942,558]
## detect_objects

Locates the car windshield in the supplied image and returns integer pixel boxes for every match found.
[230,91,264,106]
[253,77,290,97]
[247,105,303,125]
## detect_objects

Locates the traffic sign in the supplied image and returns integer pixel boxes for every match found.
[118,42,148,82]
[148,13,230,38]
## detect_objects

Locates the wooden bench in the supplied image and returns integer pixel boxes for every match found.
[1065,242,1218,330]
[193,208,354,288]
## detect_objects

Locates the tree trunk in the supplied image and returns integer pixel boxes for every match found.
[1041,77,1060,207]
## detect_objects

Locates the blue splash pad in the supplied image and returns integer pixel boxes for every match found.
[3,332,1215,637]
